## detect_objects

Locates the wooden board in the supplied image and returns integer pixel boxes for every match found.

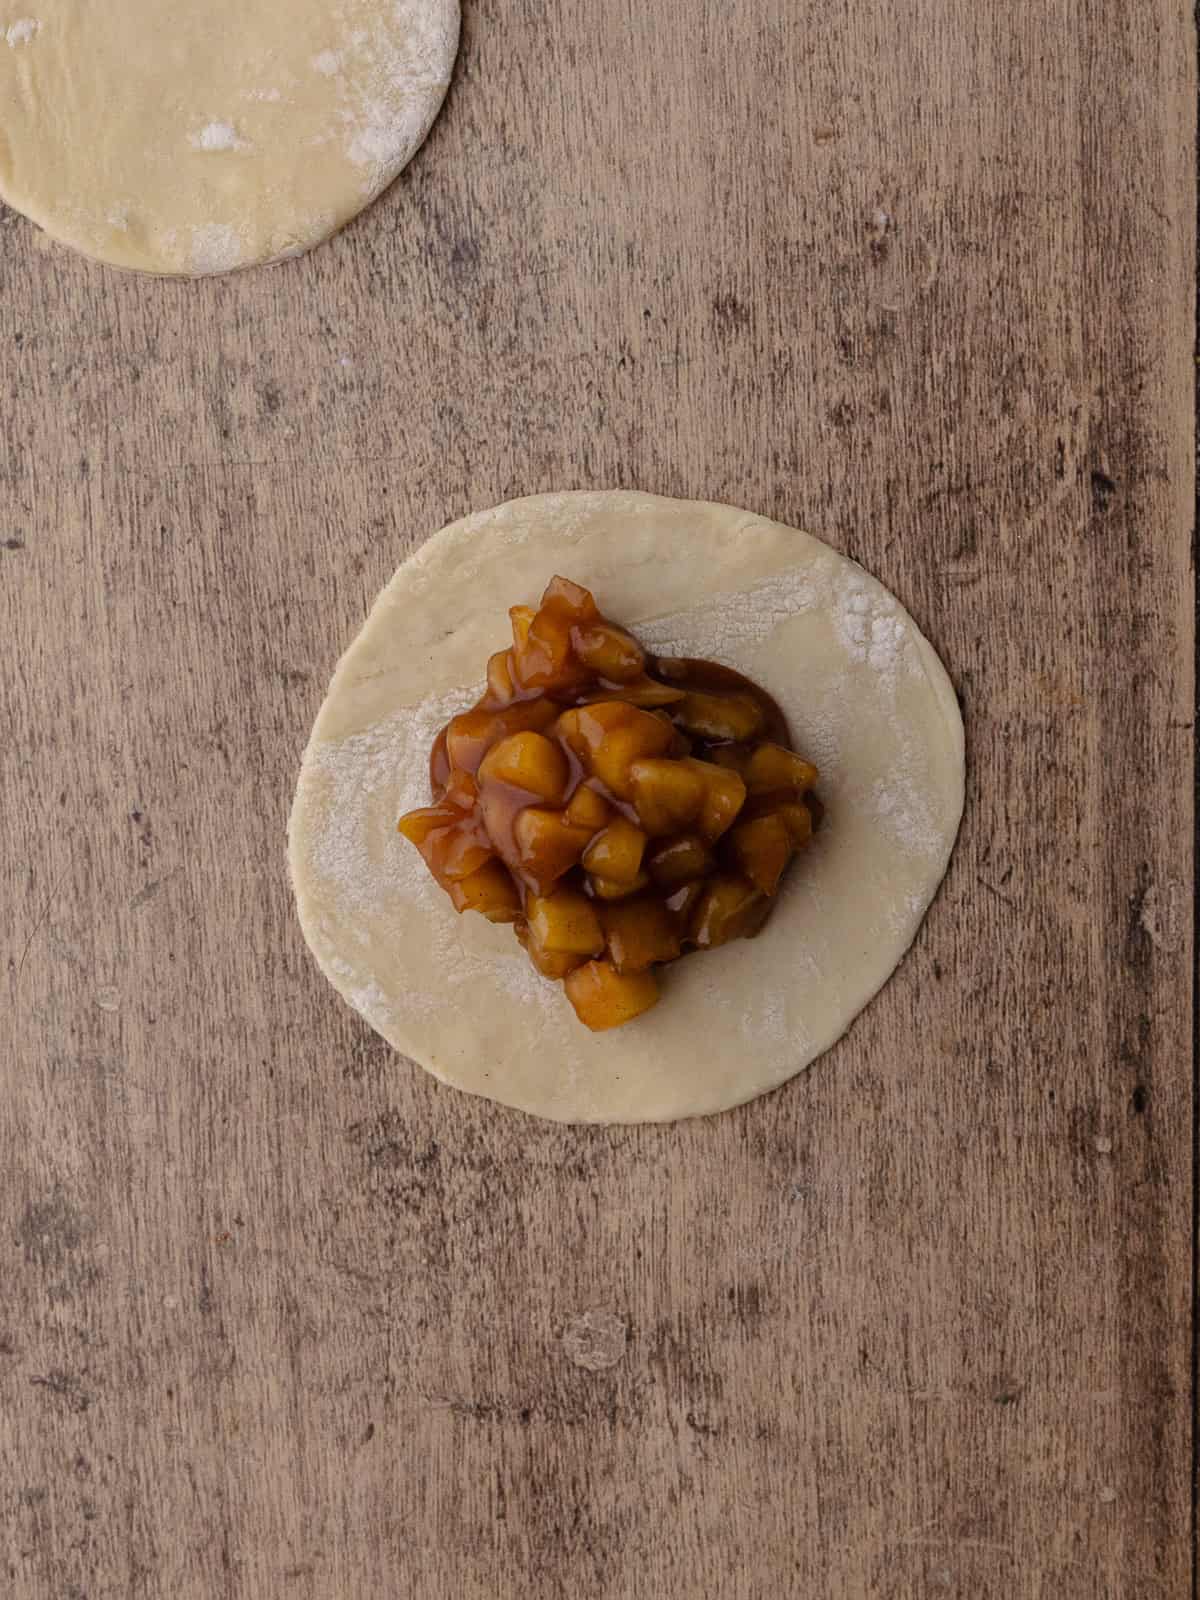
[1,1,1194,1594]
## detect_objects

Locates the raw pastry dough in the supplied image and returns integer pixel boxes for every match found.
[0,0,458,274]
[289,492,965,1124]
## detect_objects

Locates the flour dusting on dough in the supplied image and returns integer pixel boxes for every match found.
[831,568,913,687]
[639,569,819,660]
[328,2,460,177]
[5,17,38,47]
[867,765,941,859]
[308,686,473,913]
[640,560,933,864]
[303,682,550,1031]
[189,223,245,273]
[640,558,918,692]
[190,121,247,152]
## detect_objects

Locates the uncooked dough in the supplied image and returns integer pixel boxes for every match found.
[0,0,458,274]
[289,492,965,1124]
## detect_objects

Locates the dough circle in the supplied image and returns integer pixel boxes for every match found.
[289,492,965,1125]
[0,0,459,275]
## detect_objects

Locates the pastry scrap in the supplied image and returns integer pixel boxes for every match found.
[398,577,821,1029]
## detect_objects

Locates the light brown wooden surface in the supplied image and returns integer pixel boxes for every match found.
[1,2,1194,1596]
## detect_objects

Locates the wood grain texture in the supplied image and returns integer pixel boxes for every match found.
[1,1,1194,1595]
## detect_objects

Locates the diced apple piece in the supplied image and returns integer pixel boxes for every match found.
[516,924,586,980]
[486,648,518,704]
[684,758,747,842]
[582,816,647,885]
[502,699,561,736]
[555,700,626,755]
[428,823,494,884]
[398,800,493,885]
[510,579,598,689]
[587,870,651,900]
[564,960,660,1031]
[557,702,676,799]
[664,881,707,924]
[729,813,793,896]
[573,623,646,682]
[673,690,765,742]
[515,605,574,689]
[527,890,605,956]
[397,802,457,848]
[512,807,592,893]
[540,575,599,622]
[627,758,705,835]
[510,604,536,654]
[445,700,557,774]
[690,875,769,948]
[447,861,522,922]
[597,677,686,707]
[708,745,750,774]
[590,730,673,799]
[478,731,568,802]
[600,898,682,973]
[478,781,518,857]
[612,706,678,765]
[774,800,814,847]
[443,708,496,771]
[429,728,452,794]
[744,743,819,795]
[442,768,479,810]
[565,783,611,832]
[555,700,657,751]
[646,833,714,888]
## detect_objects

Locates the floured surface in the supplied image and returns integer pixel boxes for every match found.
[289,492,965,1123]
[0,0,458,274]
